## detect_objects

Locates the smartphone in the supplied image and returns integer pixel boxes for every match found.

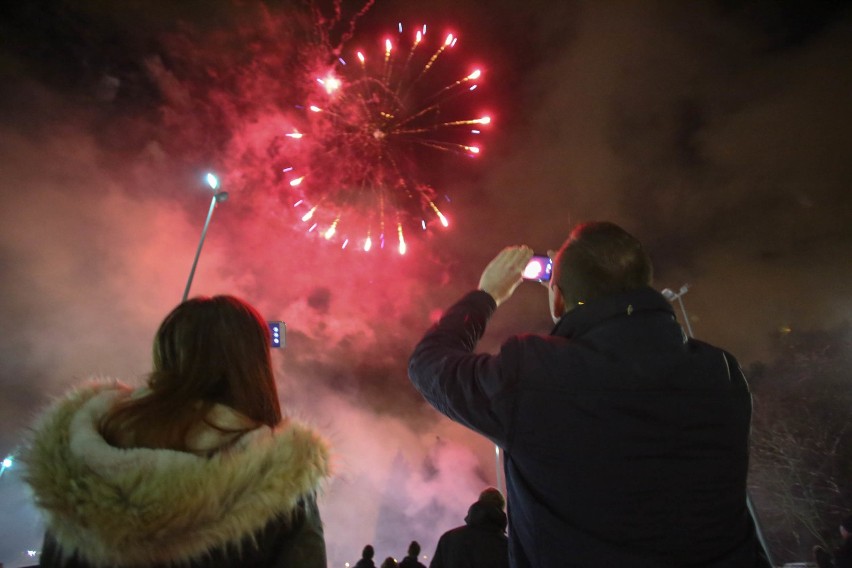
[268,321,286,349]
[523,254,553,282]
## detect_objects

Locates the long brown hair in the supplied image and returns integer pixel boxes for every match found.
[100,295,282,451]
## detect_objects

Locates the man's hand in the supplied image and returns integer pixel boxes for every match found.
[479,246,534,307]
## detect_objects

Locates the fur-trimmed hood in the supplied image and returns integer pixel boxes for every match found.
[22,382,331,567]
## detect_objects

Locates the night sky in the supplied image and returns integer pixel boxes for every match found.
[1,1,851,566]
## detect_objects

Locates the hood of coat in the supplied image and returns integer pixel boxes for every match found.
[551,286,675,340]
[464,500,507,533]
[22,381,331,567]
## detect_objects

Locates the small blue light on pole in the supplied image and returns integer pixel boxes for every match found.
[0,455,13,478]
[206,172,220,190]
[182,172,229,302]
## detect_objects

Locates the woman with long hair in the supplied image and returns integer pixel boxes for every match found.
[23,295,331,567]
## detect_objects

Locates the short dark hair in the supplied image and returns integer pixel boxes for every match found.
[478,487,506,510]
[408,541,421,556]
[555,222,652,307]
[363,545,375,559]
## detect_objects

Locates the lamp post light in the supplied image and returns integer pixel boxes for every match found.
[182,173,229,302]
[0,455,13,478]
[661,284,694,338]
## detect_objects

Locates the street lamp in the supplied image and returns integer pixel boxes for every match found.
[495,445,505,496]
[0,455,13,478]
[182,173,229,302]
[661,284,694,338]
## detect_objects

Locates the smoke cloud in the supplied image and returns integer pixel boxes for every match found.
[1,1,851,566]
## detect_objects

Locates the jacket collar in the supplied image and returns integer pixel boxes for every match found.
[551,286,675,339]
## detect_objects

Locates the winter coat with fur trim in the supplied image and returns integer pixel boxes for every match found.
[22,382,331,568]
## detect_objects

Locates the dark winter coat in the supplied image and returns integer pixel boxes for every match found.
[22,382,331,568]
[399,554,427,568]
[429,500,509,568]
[409,287,768,567]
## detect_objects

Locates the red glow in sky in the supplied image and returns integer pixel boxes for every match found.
[2,1,852,565]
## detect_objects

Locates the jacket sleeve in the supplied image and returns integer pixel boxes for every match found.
[274,494,327,568]
[429,534,446,568]
[408,290,518,447]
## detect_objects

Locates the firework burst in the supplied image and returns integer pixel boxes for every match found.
[281,21,490,254]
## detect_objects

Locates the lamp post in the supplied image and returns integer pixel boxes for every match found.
[182,173,229,302]
[661,284,694,338]
[0,455,13,479]
[495,445,505,496]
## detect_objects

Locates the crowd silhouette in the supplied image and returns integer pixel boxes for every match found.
[350,488,507,568]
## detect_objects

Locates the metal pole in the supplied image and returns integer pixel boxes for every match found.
[662,286,694,339]
[748,493,775,567]
[675,295,695,338]
[182,193,226,302]
[495,444,505,495]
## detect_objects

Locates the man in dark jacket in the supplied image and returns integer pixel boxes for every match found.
[355,544,377,568]
[408,222,769,567]
[400,540,428,568]
[430,487,509,568]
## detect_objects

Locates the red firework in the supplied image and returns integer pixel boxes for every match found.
[280,22,490,254]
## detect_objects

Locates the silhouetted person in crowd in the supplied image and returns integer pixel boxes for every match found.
[409,222,771,567]
[400,540,427,568]
[22,295,331,567]
[430,487,509,568]
[381,557,399,568]
[814,514,852,568]
[355,544,377,568]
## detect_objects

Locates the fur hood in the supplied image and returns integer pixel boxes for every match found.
[22,381,331,567]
